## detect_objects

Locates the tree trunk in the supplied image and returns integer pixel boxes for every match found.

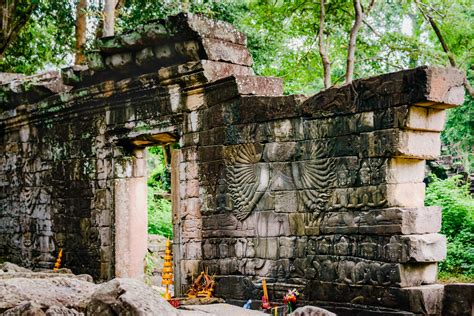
[318,0,331,89]
[103,0,116,37]
[0,0,35,57]
[74,0,87,65]
[345,0,363,84]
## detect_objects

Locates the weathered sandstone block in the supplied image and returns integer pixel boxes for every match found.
[442,283,474,316]
[399,233,447,262]
[86,278,181,315]
[301,66,464,118]
[404,106,447,132]
[319,206,441,235]
[386,182,425,207]
[400,284,444,315]
[386,158,425,184]
[394,130,441,159]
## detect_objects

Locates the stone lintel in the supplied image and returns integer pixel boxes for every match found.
[301,66,464,118]
[61,13,254,89]
[156,74,284,113]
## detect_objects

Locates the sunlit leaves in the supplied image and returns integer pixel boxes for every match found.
[0,0,74,74]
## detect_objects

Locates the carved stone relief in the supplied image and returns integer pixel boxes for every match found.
[225,144,269,221]
[225,142,336,221]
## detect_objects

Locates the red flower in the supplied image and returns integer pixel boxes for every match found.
[168,299,180,308]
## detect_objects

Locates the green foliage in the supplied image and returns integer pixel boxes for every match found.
[425,175,474,277]
[147,146,172,237]
[438,271,474,283]
[147,190,172,237]
[147,146,170,192]
[234,0,473,94]
[4,0,472,95]
[117,0,248,33]
[0,0,74,74]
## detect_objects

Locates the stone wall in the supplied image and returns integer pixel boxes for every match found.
[192,67,465,315]
[0,13,468,315]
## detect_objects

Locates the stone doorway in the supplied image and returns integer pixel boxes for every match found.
[114,133,179,282]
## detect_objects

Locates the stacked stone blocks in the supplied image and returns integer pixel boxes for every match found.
[0,13,467,315]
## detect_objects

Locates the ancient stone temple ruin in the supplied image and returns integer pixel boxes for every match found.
[0,13,467,315]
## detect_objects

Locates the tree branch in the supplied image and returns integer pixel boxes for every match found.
[363,0,376,15]
[363,19,381,37]
[418,6,455,67]
[415,0,473,98]
[345,0,365,84]
[0,0,35,57]
[115,0,125,19]
[318,0,331,89]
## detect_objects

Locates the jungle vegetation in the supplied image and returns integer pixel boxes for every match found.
[1,0,472,280]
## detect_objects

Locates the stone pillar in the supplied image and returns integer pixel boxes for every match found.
[114,149,148,279]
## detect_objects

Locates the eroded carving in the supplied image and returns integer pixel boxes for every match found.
[330,186,387,210]
[225,143,269,221]
[226,141,337,221]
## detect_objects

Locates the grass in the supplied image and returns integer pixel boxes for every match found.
[438,272,474,284]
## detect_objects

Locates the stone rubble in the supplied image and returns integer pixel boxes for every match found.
[0,262,284,315]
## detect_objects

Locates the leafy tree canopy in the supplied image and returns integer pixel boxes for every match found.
[3,0,472,88]
[0,0,74,74]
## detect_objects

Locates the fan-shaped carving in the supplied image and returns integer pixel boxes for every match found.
[226,144,269,221]
[292,142,336,217]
